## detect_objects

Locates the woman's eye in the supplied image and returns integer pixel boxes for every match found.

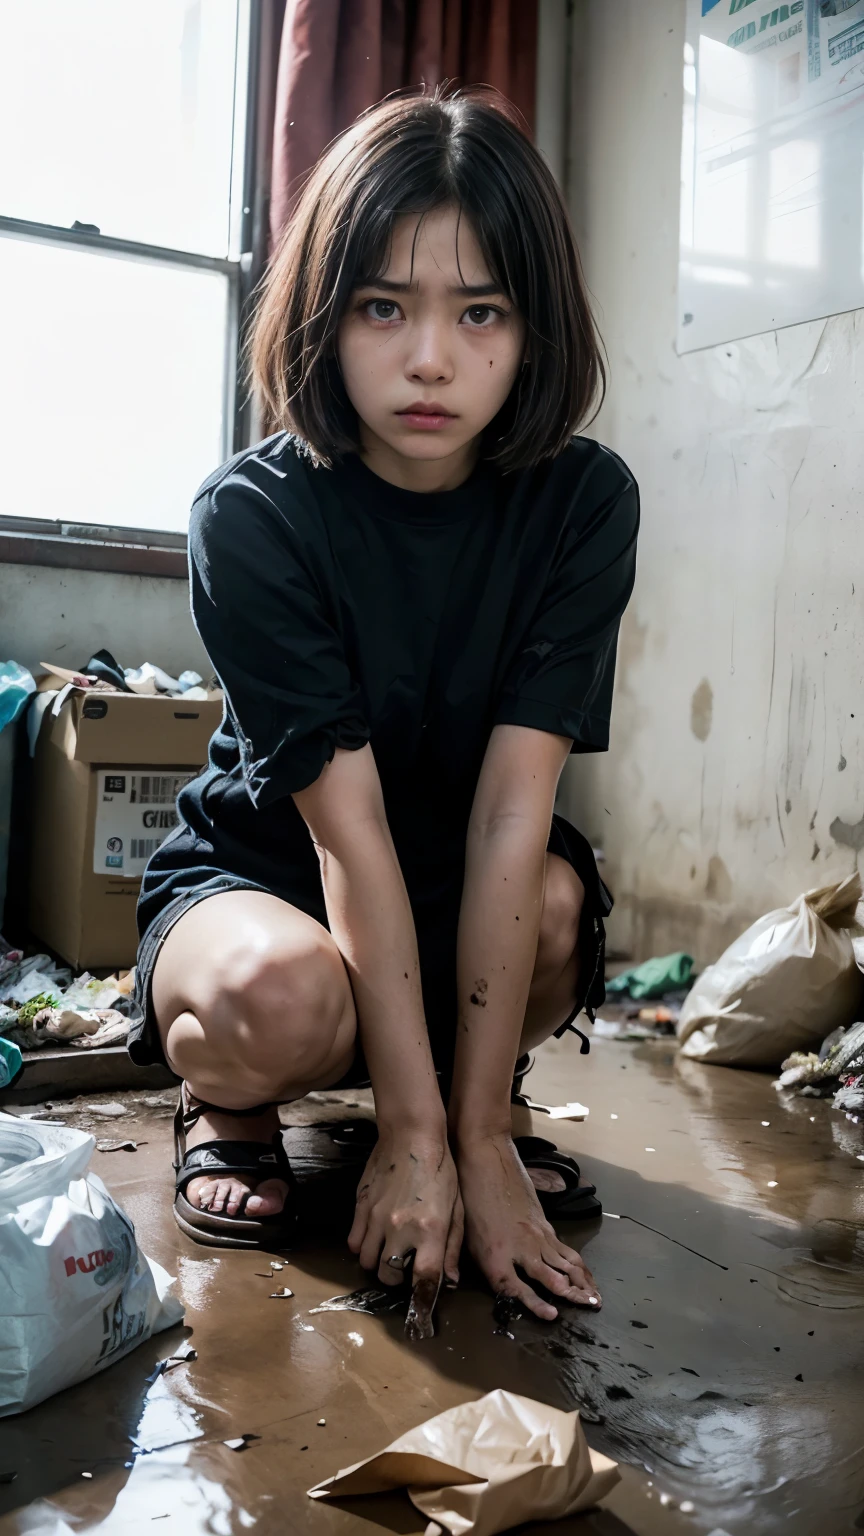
[463,305,498,327]
[366,299,399,321]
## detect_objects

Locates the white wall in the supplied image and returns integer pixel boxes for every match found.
[2,564,208,681]
[559,0,864,964]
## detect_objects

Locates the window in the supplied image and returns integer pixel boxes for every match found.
[0,1,255,539]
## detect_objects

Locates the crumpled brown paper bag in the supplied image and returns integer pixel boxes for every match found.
[308,1388,619,1536]
[677,873,864,1068]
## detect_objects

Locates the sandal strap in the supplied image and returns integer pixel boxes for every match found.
[511,1052,534,1103]
[174,1133,293,1196]
[513,1135,582,1188]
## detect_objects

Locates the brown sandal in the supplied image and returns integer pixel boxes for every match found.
[172,1085,297,1250]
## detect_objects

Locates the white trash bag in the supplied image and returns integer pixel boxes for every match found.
[677,873,864,1069]
[0,1113,183,1415]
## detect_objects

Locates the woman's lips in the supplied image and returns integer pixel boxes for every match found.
[395,403,457,431]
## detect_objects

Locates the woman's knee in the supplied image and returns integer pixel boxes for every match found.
[534,859,584,981]
[187,929,354,1097]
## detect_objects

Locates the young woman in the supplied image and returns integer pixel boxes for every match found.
[130,89,639,1326]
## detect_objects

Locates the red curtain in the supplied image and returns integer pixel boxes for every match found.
[269,0,538,246]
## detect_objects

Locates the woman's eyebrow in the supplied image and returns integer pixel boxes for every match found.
[355,276,506,298]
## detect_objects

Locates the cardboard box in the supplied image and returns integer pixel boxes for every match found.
[29,691,223,969]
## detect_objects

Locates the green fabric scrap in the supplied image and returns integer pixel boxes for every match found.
[605,952,695,1001]
[0,1036,23,1089]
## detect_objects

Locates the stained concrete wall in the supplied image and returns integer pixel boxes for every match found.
[558,0,864,964]
[1,564,208,680]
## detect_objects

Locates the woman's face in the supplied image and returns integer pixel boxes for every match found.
[336,204,525,482]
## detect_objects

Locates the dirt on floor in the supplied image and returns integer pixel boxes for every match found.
[1,1026,863,1536]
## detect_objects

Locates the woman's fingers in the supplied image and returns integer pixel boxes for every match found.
[357,1220,387,1275]
[404,1237,444,1338]
[522,1253,587,1301]
[377,1241,414,1288]
[444,1196,464,1286]
[496,1267,559,1322]
[541,1246,599,1297]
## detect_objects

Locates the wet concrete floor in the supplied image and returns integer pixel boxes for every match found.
[2,1028,863,1535]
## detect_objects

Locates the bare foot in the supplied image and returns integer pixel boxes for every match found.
[184,1103,291,1219]
[510,1099,566,1193]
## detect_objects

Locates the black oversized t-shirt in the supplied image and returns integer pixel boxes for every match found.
[138,433,639,944]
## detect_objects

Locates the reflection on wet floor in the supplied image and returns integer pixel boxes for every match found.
[1,1031,862,1535]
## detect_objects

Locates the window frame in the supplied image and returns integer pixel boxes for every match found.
[0,0,269,576]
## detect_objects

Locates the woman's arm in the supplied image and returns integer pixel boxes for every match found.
[448,723,599,1319]
[293,744,461,1308]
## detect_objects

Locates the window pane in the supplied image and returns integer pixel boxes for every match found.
[0,1,243,257]
[0,235,229,534]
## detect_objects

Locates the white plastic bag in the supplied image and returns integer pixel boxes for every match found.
[0,1113,183,1415]
[677,874,864,1068]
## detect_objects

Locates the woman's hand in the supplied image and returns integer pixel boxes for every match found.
[456,1133,601,1320]
[348,1129,463,1330]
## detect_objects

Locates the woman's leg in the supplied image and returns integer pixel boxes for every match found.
[152,889,357,1217]
[512,852,586,1190]
[521,852,585,1051]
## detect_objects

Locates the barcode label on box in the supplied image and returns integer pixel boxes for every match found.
[130,838,162,860]
[93,768,197,877]
[131,776,185,804]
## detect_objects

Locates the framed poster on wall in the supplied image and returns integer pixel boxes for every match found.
[679,0,864,351]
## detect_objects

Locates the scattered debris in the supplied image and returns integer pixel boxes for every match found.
[223,1434,259,1451]
[523,1098,589,1120]
[493,1295,523,1338]
[81,1471,93,1479]
[84,1102,129,1118]
[308,1390,619,1526]
[97,1139,145,1153]
[270,1287,294,1299]
[270,1261,284,1271]
[317,1418,326,1426]
[141,1095,175,1108]
[146,1341,197,1382]
[594,1017,674,1042]
[775,1019,864,1131]
[309,1287,404,1317]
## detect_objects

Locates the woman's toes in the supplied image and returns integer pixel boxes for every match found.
[245,1179,290,1217]
[187,1176,215,1211]
[225,1179,252,1216]
[528,1167,567,1193]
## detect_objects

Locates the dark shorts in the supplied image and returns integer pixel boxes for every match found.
[128,816,611,1086]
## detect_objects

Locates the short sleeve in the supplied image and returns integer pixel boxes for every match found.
[189,464,369,806]
[495,450,639,753]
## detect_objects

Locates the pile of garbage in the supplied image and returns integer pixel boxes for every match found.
[0,936,137,1085]
[775,1019,864,1120]
[677,873,864,1067]
[39,647,220,703]
[595,952,696,1040]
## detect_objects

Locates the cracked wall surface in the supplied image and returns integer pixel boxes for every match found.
[559,0,864,965]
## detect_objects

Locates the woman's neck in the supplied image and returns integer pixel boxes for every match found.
[357,426,479,493]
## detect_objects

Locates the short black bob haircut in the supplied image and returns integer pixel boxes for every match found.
[251,87,605,472]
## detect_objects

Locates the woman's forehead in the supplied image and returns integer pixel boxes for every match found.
[377,206,494,288]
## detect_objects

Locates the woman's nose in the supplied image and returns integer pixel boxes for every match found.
[405,325,454,385]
